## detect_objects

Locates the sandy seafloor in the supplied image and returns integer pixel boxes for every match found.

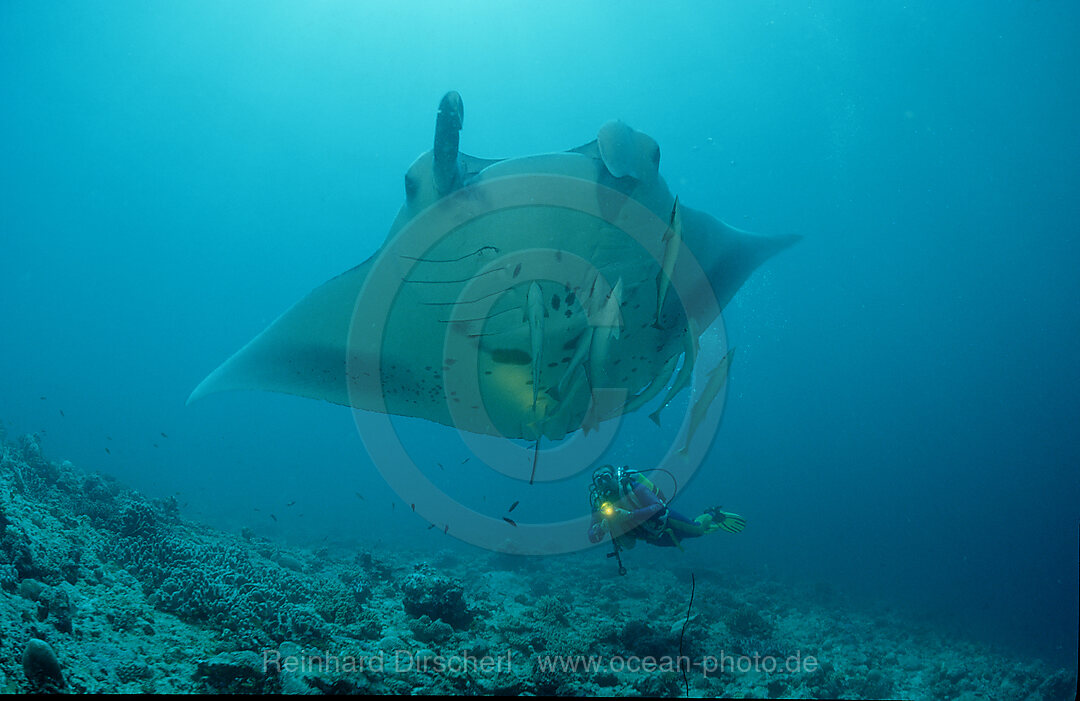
[0,431,1074,698]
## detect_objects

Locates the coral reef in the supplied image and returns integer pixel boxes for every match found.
[400,567,475,629]
[0,432,1074,696]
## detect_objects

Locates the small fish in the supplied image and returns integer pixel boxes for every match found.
[410,503,415,512]
[354,492,365,500]
[654,197,681,328]
[104,448,111,454]
[392,502,395,511]
[270,514,278,522]
[160,432,168,438]
[529,438,540,485]
[436,462,444,470]
[555,323,593,399]
[508,500,520,513]
[679,347,736,455]
[526,281,545,408]
[426,524,436,530]
[587,277,624,393]
[286,501,296,507]
[59,409,65,417]
[106,436,112,441]
[650,320,700,427]
[461,457,470,464]
[443,524,449,534]
[254,507,261,512]
[620,352,680,414]
[153,443,159,448]
[503,517,518,527]
[39,396,46,400]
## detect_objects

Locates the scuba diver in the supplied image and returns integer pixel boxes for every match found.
[587,464,745,564]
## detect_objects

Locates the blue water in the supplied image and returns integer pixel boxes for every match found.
[2,1,1077,667]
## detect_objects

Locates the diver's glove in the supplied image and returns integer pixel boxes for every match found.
[588,520,608,543]
[704,507,746,534]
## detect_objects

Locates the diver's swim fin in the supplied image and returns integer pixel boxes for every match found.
[702,507,745,534]
[714,510,746,534]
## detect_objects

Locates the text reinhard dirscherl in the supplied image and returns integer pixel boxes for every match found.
[263,649,820,677]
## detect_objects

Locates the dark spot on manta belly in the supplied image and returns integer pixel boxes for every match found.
[491,348,531,365]
[551,295,560,310]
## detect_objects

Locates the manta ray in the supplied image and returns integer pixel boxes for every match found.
[188,92,799,444]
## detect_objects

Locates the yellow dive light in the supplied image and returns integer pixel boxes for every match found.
[601,502,615,518]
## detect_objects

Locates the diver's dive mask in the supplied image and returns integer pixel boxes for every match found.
[588,464,623,511]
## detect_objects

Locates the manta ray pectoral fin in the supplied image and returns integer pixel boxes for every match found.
[186,259,377,408]
[679,205,803,313]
